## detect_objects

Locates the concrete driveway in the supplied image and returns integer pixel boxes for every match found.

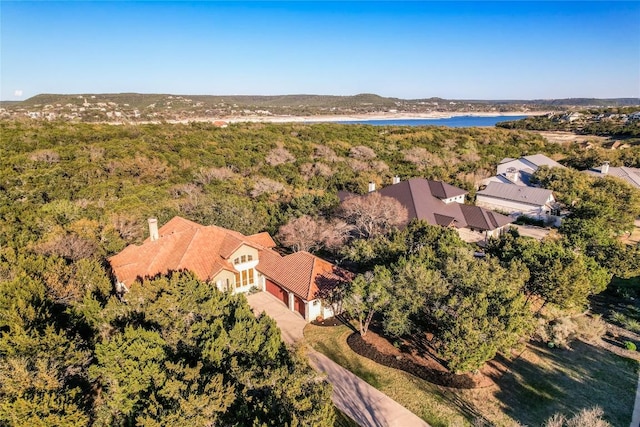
[246,291,430,427]
[246,291,306,344]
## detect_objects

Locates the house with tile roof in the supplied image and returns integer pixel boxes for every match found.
[342,178,513,244]
[476,182,562,226]
[483,154,565,187]
[583,162,640,189]
[108,216,349,321]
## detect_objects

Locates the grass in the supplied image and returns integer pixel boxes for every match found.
[305,322,639,427]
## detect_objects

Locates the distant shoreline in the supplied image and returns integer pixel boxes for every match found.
[165,111,545,124]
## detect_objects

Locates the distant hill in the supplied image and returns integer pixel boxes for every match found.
[1,93,637,123]
[497,107,640,138]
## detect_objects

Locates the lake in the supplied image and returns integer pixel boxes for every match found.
[334,115,528,127]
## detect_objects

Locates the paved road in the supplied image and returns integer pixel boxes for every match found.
[246,292,430,427]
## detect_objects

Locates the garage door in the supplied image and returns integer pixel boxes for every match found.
[294,296,306,318]
[266,279,288,306]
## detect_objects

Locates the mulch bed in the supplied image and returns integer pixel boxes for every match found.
[311,317,344,327]
[347,329,495,389]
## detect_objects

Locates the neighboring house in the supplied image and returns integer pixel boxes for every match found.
[484,154,565,187]
[583,162,640,189]
[108,216,348,322]
[342,178,513,243]
[476,182,562,226]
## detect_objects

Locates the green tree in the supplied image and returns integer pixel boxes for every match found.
[344,266,392,336]
[431,252,532,373]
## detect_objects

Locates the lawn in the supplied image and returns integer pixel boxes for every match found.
[305,323,639,427]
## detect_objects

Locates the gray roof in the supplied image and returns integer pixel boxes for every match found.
[377,178,512,231]
[477,182,553,206]
[584,166,640,189]
[522,154,564,169]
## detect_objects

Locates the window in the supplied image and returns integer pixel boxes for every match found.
[234,268,255,288]
[234,254,254,264]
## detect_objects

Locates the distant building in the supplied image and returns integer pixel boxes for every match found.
[477,182,562,226]
[341,178,513,244]
[583,162,640,189]
[484,154,565,187]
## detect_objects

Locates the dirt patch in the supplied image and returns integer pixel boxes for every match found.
[346,329,495,389]
[599,323,640,361]
[533,131,609,145]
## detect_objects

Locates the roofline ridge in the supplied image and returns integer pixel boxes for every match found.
[307,256,317,300]
[176,227,200,273]
[407,180,420,219]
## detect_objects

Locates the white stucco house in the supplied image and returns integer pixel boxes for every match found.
[483,154,565,187]
[476,182,562,226]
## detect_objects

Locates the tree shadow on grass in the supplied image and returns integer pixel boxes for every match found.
[488,340,638,426]
[314,340,382,389]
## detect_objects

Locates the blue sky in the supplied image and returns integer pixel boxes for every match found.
[1,1,639,100]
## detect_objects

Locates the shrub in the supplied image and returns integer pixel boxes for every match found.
[536,317,578,349]
[625,318,640,333]
[545,406,611,427]
[515,215,545,227]
[624,341,637,351]
[574,315,606,343]
[610,311,627,326]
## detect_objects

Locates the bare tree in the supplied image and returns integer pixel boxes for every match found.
[194,166,236,185]
[339,193,408,239]
[278,216,352,252]
[313,145,341,162]
[319,219,352,250]
[265,147,295,166]
[349,145,377,160]
[29,149,60,164]
[250,177,285,198]
[277,215,322,252]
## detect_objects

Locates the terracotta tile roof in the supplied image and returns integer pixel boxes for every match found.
[247,232,277,248]
[109,216,349,303]
[257,251,350,301]
[109,216,261,285]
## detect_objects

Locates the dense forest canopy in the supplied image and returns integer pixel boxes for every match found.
[1,119,639,422]
[1,119,568,251]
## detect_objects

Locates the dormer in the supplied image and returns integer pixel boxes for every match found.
[229,244,260,270]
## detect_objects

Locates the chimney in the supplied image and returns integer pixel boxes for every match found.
[368,182,376,193]
[601,161,609,175]
[148,218,159,241]
[392,175,400,185]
